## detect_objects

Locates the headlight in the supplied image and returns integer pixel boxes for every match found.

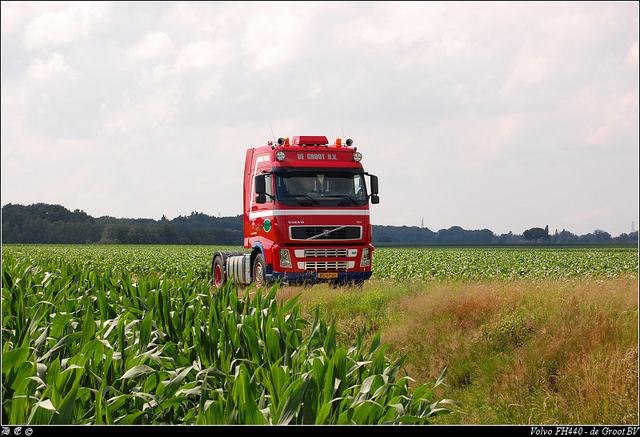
[359,248,370,267]
[275,150,286,161]
[353,152,362,162]
[280,249,292,268]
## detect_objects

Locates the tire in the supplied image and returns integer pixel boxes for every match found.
[252,253,266,288]
[211,250,245,289]
[212,255,226,289]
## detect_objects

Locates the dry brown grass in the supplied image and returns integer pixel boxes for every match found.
[384,276,638,424]
[282,275,638,424]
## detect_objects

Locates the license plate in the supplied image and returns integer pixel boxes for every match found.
[318,272,338,279]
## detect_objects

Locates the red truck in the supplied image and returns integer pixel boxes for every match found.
[211,135,379,288]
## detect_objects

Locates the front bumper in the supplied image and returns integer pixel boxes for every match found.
[268,269,372,284]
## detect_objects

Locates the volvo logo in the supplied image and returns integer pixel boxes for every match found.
[307,226,347,241]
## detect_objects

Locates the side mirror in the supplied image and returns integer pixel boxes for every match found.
[254,174,267,204]
[254,174,266,194]
[371,194,379,204]
[369,174,379,195]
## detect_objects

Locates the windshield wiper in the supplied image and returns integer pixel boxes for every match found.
[280,195,319,205]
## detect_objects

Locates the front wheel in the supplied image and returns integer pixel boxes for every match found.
[252,253,266,288]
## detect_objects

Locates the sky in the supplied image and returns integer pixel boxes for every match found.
[1,1,638,237]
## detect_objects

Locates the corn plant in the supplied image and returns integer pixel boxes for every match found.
[2,255,459,425]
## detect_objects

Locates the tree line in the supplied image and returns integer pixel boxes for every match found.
[374,224,637,245]
[2,203,242,245]
[2,203,637,246]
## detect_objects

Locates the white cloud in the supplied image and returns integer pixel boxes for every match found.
[175,39,232,73]
[195,73,223,102]
[585,90,639,146]
[626,40,639,68]
[346,3,438,50]
[1,2,23,35]
[138,62,175,84]
[27,53,78,80]
[501,53,552,95]
[24,2,109,49]
[308,81,322,99]
[2,1,64,35]
[239,3,322,73]
[127,31,175,61]
[102,83,183,135]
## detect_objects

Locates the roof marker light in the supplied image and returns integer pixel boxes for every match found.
[275,150,286,161]
[353,152,362,162]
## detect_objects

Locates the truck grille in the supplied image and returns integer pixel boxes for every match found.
[301,248,349,258]
[290,226,362,241]
[302,261,350,271]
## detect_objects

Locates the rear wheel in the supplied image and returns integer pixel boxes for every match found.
[212,256,226,289]
[252,253,266,288]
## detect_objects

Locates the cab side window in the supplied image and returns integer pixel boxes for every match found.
[264,174,273,203]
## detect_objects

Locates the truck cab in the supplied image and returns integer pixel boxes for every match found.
[212,135,379,288]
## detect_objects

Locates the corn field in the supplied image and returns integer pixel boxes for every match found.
[3,244,637,425]
[372,247,638,281]
[2,245,460,425]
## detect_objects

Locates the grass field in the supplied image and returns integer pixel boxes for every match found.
[2,244,638,425]
[284,275,638,424]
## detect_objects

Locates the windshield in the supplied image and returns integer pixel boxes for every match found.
[274,171,368,207]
